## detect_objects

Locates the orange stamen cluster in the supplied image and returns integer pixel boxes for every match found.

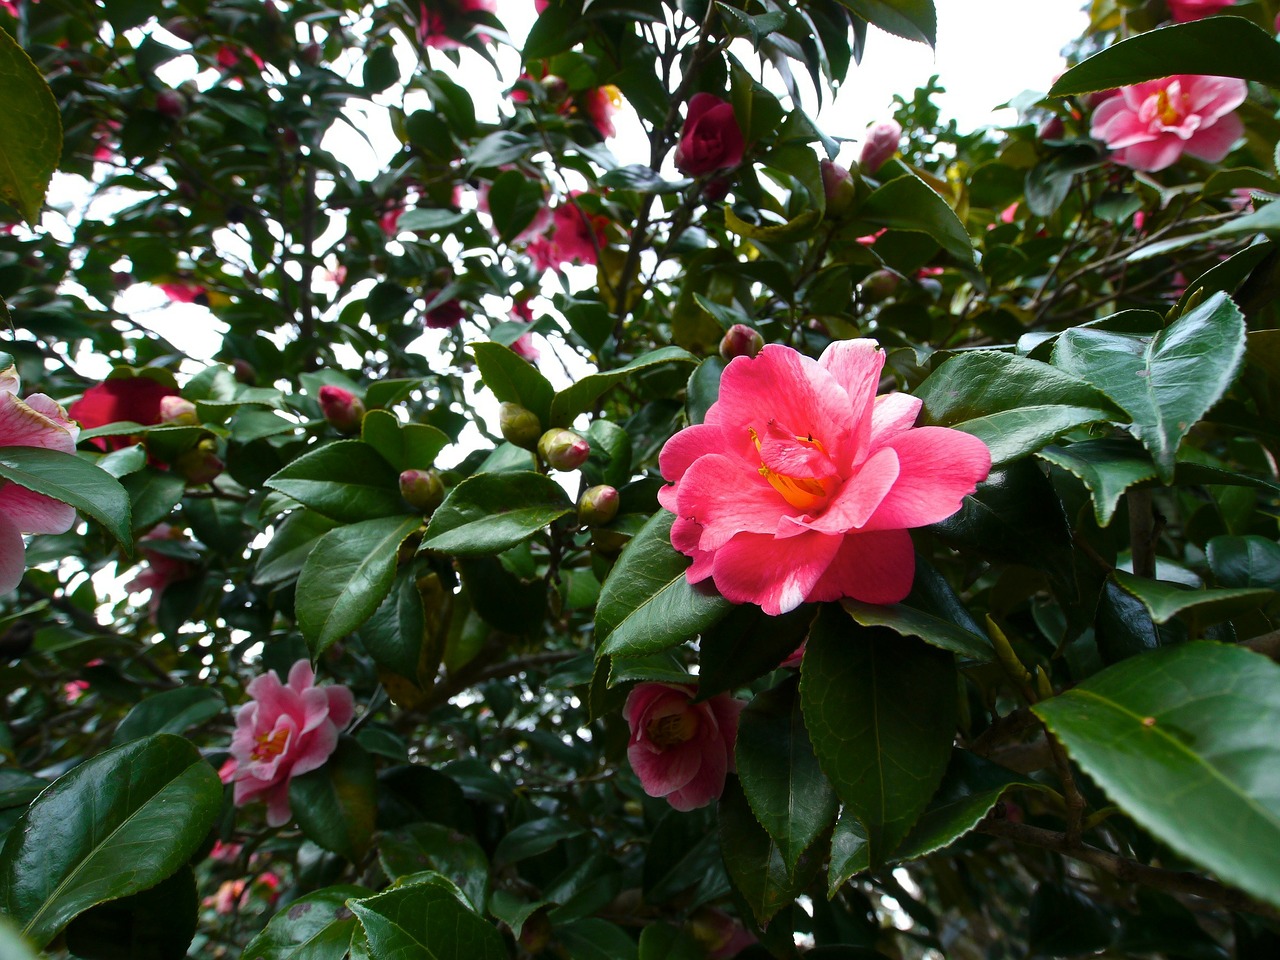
[251,728,289,761]
[647,709,697,749]
[750,426,837,511]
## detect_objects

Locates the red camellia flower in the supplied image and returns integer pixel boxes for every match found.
[0,364,79,594]
[69,376,182,451]
[219,660,355,827]
[624,683,744,811]
[1167,0,1234,21]
[1090,75,1246,172]
[581,85,621,139]
[673,93,744,176]
[527,199,609,271]
[658,340,991,616]
[417,0,496,49]
[424,294,467,329]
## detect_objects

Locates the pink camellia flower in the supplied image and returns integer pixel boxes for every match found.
[219,660,355,827]
[126,524,195,615]
[674,93,745,176]
[1090,75,1247,172]
[527,199,609,271]
[658,340,991,616]
[158,281,207,304]
[1167,0,1234,21]
[417,0,496,49]
[859,120,902,175]
[581,85,621,139]
[0,366,80,593]
[624,683,744,811]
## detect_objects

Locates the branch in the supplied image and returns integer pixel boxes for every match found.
[977,819,1280,923]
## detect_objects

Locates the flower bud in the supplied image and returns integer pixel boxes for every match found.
[1037,115,1065,141]
[578,485,620,526]
[859,120,902,175]
[318,385,364,433]
[175,438,224,485]
[158,395,198,426]
[499,402,542,449]
[719,323,763,361]
[538,428,589,472]
[399,469,445,513]
[232,359,257,385]
[155,89,186,120]
[819,159,856,215]
[859,269,901,303]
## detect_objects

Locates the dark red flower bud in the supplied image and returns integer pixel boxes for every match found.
[318,385,364,433]
[719,324,763,361]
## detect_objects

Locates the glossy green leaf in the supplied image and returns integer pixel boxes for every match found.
[472,341,554,427]
[361,563,429,679]
[290,737,377,862]
[296,515,422,656]
[550,347,697,426]
[857,172,972,263]
[595,511,733,659]
[736,676,839,872]
[1111,569,1271,626]
[1050,17,1280,96]
[379,823,490,913]
[1053,293,1245,483]
[488,169,548,243]
[1037,440,1157,527]
[1207,535,1280,590]
[347,872,507,960]
[493,817,587,866]
[642,807,728,906]
[638,923,703,960]
[1034,642,1280,910]
[827,811,870,896]
[0,24,62,224]
[62,866,195,960]
[696,603,813,700]
[558,919,639,960]
[111,687,225,746]
[0,734,221,948]
[361,410,449,473]
[265,440,405,522]
[840,598,992,661]
[838,0,936,46]
[801,609,957,865]
[420,471,572,556]
[242,885,371,960]
[719,776,819,925]
[0,447,131,550]
[121,468,185,534]
[254,509,342,584]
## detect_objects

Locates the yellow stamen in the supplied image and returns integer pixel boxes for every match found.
[648,710,697,748]
[1155,88,1180,126]
[252,728,289,761]
[749,426,836,511]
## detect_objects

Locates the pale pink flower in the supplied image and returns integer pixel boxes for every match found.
[1167,0,1234,21]
[859,120,902,175]
[526,198,609,271]
[1090,75,1246,172]
[220,660,355,827]
[0,365,80,594]
[658,341,991,616]
[126,524,195,615]
[624,683,743,811]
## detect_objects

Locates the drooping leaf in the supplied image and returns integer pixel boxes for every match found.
[1110,569,1272,626]
[0,447,132,550]
[1050,17,1280,96]
[296,515,423,656]
[420,471,572,556]
[1037,440,1157,527]
[265,440,405,522]
[736,676,839,872]
[0,735,221,949]
[289,737,377,862]
[1052,292,1246,483]
[595,511,733,659]
[855,171,972,262]
[801,609,957,865]
[241,885,371,960]
[837,0,936,47]
[840,598,991,662]
[1034,642,1280,910]
[0,24,62,224]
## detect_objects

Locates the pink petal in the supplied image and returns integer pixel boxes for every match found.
[289,722,338,778]
[0,514,27,594]
[299,687,333,734]
[287,659,316,692]
[326,685,355,728]
[675,453,800,550]
[0,485,76,536]
[709,530,842,615]
[1185,112,1243,163]
[264,782,293,828]
[1119,137,1186,173]
[817,339,884,460]
[870,393,921,446]
[864,426,990,531]
[666,741,727,810]
[780,446,900,538]
[659,422,732,482]
[628,738,703,797]
[1184,75,1247,119]
[805,528,916,605]
[0,391,78,451]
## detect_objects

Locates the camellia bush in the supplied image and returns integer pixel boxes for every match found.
[4,0,1280,956]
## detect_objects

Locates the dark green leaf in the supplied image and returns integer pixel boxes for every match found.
[297,515,423,656]
[0,25,62,224]
[1037,440,1157,527]
[62,866,196,960]
[1111,569,1271,626]
[840,598,991,661]
[379,823,490,913]
[550,347,697,426]
[348,873,507,960]
[838,0,936,46]
[241,885,370,960]
[254,509,342,585]
[827,812,869,896]
[856,172,972,263]
[595,511,733,659]
[638,923,703,960]
[598,165,690,194]
[696,603,813,700]
[361,410,449,473]
[558,918,639,960]
[121,468,184,535]
[421,471,571,556]
[289,737,377,862]
[801,609,957,865]
[472,341,554,428]
[493,817,586,866]
[0,447,131,549]
[719,776,820,925]
[0,734,221,948]
[111,687,225,746]
[1027,883,1117,959]
[265,440,405,522]
[1034,642,1280,910]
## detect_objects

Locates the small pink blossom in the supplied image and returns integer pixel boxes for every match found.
[0,365,80,594]
[581,85,621,139]
[658,341,991,616]
[859,120,902,175]
[1167,0,1234,21]
[220,660,355,827]
[126,524,195,615]
[527,199,609,271]
[674,93,744,176]
[417,0,496,49]
[624,683,744,811]
[63,680,90,704]
[1090,75,1246,172]
[159,281,206,304]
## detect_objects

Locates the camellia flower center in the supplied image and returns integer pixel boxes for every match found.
[749,426,838,511]
[252,728,290,761]
[647,709,698,748]
[1149,85,1187,127]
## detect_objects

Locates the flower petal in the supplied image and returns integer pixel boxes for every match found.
[806,528,916,605]
[864,426,991,531]
[710,530,841,615]
[0,513,28,594]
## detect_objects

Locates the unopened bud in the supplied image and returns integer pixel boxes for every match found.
[175,438,224,484]
[719,323,763,361]
[518,910,553,954]
[232,360,256,385]
[578,485,619,526]
[318,385,364,433]
[155,89,186,119]
[860,269,901,303]
[499,402,542,449]
[540,74,569,103]
[819,159,856,215]
[538,428,589,472]
[399,469,444,512]
[158,395,198,425]
[859,120,902,175]
[1037,116,1065,140]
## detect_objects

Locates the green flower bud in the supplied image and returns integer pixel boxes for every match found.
[578,485,620,526]
[399,469,444,513]
[538,428,590,472]
[499,402,542,449]
[175,438,224,485]
[719,323,763,361]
